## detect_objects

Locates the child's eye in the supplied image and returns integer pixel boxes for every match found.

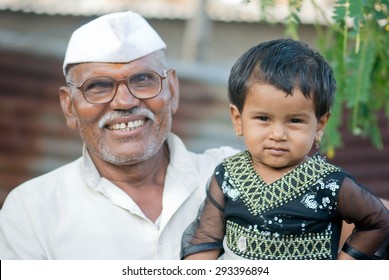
[258,116,269,122]
[290,118,303,124]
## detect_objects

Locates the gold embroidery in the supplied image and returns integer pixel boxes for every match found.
[223,152,340,215]
[226,220,332,260]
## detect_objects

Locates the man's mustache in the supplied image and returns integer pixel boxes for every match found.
[98,108,156,128]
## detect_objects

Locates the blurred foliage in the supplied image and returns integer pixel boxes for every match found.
[254,0,389,155]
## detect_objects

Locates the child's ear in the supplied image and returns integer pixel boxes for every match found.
[229,104,243,136]
[316,112,330,139]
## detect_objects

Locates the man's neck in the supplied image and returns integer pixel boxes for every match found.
[90,142,170,185]
[87,143,170,222]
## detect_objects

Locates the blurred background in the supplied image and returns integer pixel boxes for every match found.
[0,0,388,208]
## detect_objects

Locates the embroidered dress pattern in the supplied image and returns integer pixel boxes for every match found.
[223,151,340,215]
[226,220,332,259]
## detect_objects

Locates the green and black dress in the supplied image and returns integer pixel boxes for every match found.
[181,151,389,260]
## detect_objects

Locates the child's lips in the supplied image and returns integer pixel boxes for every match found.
[266,146,288,155]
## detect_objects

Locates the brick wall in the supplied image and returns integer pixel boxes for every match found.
[0,51,82,205]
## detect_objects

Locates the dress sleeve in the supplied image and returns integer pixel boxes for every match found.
[180,174,226,259]
[337,176,389,259]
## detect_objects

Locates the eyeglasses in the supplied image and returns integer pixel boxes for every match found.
[67,70,168,104]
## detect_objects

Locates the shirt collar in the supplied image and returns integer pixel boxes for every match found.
[82,145,101,190]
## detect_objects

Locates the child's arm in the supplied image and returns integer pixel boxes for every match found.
[338,198,389,259]
[336,177,389,259]
[184,249,221,260]
[337,250,355,260]
[181,175,226,260]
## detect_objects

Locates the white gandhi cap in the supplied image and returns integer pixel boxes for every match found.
[62,11,166,75]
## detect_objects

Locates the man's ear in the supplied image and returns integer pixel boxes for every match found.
[59,86,78,129]
[229,104,243,136]
[167,69,179,114]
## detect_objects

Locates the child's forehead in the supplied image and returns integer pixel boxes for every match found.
[245,83,315,109]
[247,81,307,97]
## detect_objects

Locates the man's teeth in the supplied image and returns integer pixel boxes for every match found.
[109,120,145,130]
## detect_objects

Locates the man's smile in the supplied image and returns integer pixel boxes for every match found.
[107,119,145,131]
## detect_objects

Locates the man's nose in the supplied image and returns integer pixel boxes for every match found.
[110,82,140,109]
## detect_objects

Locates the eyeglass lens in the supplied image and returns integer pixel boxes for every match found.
[81,72,164,103]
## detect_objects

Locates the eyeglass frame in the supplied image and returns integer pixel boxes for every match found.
[66,69,169,104]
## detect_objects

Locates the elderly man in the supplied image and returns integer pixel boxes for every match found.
[0,11,237,259]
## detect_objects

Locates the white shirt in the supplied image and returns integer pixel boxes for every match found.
[0,133,238,259]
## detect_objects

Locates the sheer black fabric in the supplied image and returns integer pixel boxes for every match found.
[181,176,225,259]
[181,152,389,260]
[337,176,389,258]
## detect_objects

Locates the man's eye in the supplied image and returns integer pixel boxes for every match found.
[130,73,157,85]
[84,80,113,91]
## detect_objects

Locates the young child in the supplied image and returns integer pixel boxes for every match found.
[181,39,389,260]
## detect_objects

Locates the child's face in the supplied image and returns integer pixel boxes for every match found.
[230,83,329,176]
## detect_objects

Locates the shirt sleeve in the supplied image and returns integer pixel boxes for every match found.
[181,174,226,259]
[337,176,389,259]
[0,189,47,259]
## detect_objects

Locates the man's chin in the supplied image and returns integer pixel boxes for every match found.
[97,146,160,166]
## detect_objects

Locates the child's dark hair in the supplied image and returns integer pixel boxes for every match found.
[228,38,336,119]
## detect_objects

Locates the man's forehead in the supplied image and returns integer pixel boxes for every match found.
[68,54,162,79]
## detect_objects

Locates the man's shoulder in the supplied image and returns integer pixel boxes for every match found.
[167,134,240,184]
[13,157,83,193]
[1,157,84,213]
[199,146,240,162]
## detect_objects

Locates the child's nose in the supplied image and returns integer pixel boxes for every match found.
[270,123,287,141]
